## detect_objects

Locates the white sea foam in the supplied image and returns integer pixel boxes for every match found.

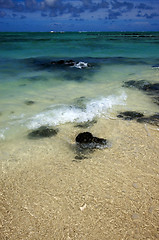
[10,114,25,120]
[0,128,8,140]
[0,132,5,140]
[73,62,89,69]
[27,92,127,130]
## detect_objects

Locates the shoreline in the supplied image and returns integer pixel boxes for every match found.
[1,119,159,239]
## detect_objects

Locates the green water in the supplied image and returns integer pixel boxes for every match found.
[0,32,159,140]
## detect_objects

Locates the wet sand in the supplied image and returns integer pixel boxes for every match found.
[1,119,159,240]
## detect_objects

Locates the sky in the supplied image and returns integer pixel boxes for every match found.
[0,0,159,32]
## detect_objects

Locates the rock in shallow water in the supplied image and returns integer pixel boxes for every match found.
[73,96,87,110]
[51,59,75,66]
[117,111,159,126]
[51,59,91,69]
[75,132,108,149]
[123,80,159,106]
[117,111,144,120]
[75,119,97,128]
[28,126,59,139]
[73,132,109,161]
[137,113,159,126]
[153,97,159,105]
[152,64,159,69]
[24,100,35,105]
[123,80,159,92]
[123,80,152,91]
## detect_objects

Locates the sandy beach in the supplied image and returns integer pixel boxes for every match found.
[1,118,159,240]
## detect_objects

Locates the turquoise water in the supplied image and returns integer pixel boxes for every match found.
[0,32,159,140]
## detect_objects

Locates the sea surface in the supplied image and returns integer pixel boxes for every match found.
[0,32,159,141]
[1,32,159,240]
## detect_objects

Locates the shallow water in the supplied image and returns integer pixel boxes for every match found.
[0,32,159,141]
[1,32,159,240]
[1,118,159,240]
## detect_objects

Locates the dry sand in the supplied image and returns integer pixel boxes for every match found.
[1,119,159,240]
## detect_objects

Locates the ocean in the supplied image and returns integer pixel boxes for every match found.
[0,31,159,141]
[1,32,159,239]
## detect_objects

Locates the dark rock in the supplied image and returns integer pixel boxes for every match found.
[24,57,96,83]
[128,73,135,76]
[123,80,151,91]
[147,83,159,92]
[117,110,159,126]
[25,57,92,71]
[117,111,144,120]
[65,60,76,66]
[76,132,108,149]
[73,96,86,110]
[51,59,75,67]
[153,97,159,105]
[74,155,88,161]
[123,80,159,106]
[75,119,97,128]
[137,113,159,126]
[73,145,93,161]
[76,132,93,143]
[51,59,65,65]
[28,126,59,139]
[74,155,84,160]
[24,100,35,105]
[152,64,159,68]
[51,59,90,69]
[123,80,159,93]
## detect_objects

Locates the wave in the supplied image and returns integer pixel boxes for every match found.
[0,92,127,141]
[27,92,127,130]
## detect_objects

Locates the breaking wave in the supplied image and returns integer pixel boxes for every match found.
[27,92,127,129]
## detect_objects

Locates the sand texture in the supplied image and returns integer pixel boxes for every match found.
[1,119,159,240]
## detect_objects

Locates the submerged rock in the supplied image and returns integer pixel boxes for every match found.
[117,111,144,120]
[75,119,97,128]
[137,113,159,126]
[73,96,86,110]
[153,97,159,105]
[24,100,35,105]
[25,57,91,70]
[152,64,159,69]
[123,80,159,106]
[123,80,159,94]
[51,59,75,66]
[51,59,91,69]
[28,126,58,139]
[24,58,97,83]
[123,80,151,91]
[117,110,159,126]
[75,132,108,149]
[74,154,88,161]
